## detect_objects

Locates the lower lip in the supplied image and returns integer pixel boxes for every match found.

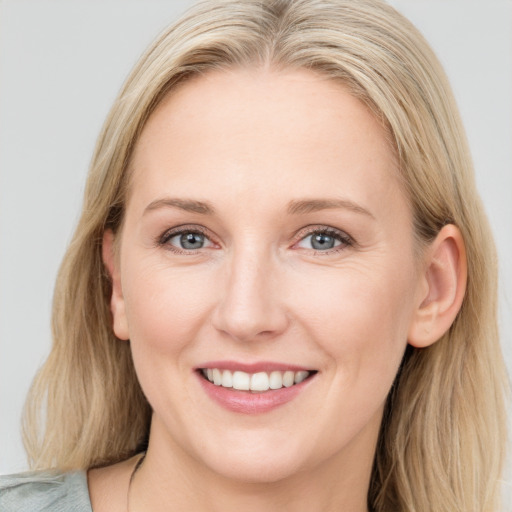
[197,372,313,414]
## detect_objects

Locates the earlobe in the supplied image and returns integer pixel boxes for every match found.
[102,230,130,341]
[408,224,467,348]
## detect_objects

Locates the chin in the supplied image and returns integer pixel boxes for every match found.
[204,452,306,485]
[179,428,301,483]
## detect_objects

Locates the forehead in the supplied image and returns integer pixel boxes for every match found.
[127,67,403,217]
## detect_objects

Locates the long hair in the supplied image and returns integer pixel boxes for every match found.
[23,1,508,510]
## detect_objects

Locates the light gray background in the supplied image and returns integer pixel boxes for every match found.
[1,0,511,476]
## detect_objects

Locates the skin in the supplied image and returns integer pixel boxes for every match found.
[90,67,466,512]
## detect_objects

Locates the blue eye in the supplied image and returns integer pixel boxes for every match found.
[310,233,339,250]
[161,229,214,252]
[296,229,351,252]
[173,232,206,250]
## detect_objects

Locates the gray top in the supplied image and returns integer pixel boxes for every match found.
[0,470,92,512]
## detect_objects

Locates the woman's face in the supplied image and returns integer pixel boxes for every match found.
[108,68,427,483]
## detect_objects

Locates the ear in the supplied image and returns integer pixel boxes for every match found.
[102,230,130,341]
[408,224,467,348]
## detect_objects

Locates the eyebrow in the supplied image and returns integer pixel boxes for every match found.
[144,198,215,215]
[287,198,374,219]
[143,196,374,219]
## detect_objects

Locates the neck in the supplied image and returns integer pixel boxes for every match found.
[129,417,377,512]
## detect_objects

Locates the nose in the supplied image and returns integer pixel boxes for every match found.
[211,246,289,342]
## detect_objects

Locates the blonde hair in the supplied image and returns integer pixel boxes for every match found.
[23,0,508,510]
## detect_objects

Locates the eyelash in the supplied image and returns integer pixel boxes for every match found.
[156,225,354,255]
[295,226,354,254]
[157,225,212,255]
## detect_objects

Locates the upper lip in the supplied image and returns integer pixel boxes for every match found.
[196,360,315,373]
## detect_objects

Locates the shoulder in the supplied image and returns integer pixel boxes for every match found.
[0,470,92,512]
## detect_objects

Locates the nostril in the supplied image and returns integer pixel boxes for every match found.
[211,305,289,342]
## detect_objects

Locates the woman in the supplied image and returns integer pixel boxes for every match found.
[0,0,508,510]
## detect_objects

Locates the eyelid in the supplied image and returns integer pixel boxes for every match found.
[159,224,208,242]
[157,224,218,253]
[292,225,354,252]
[155,223,354,254]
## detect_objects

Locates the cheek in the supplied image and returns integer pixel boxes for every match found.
[293,258,418,378]
[289,260,418,445]
[120,257,222,419]
[121,256,217,360]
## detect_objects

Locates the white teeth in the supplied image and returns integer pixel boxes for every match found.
[294,371,309,384]
[232,371,250,391]
[269,371,283,389]
[282,371,294,388]
[250,372,269,391]
[203,368,312,392]
[221,369,233,388]
[212,368,222,385]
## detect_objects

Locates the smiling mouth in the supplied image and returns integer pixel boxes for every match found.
[199,368,316,393]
